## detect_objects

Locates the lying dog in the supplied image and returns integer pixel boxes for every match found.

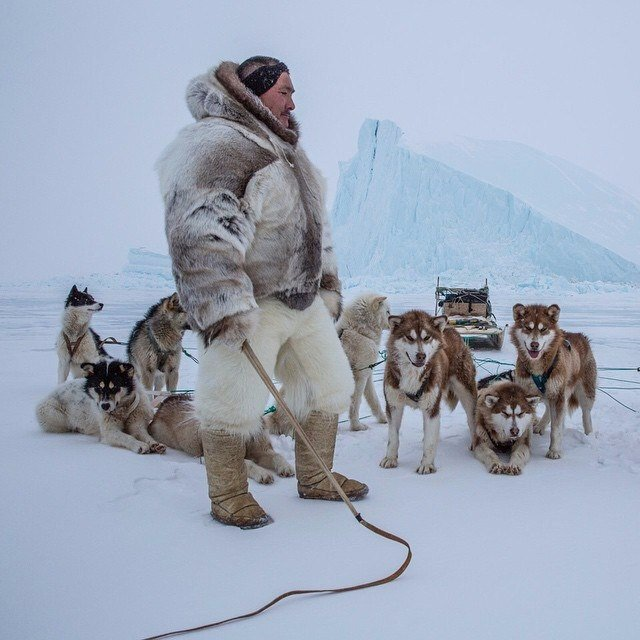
[56,285,110,383]
[510,303,596,459]
[380,310,477,474]
[472,381,540,474]
[127,293,190,392]
[37,360,165,454]
[337,292,390,431]
[149,394,294,484]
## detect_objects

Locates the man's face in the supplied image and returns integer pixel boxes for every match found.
[260,72,295,128]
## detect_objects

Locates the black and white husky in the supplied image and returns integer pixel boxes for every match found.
[36,360,165,454]
[56,285,109,383]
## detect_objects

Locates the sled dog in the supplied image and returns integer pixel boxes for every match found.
[510,303,596,459]
[472,380,540,474]
[56,285,109,383]
[336,293,390,431]
[380,310,477,474]
[127,293,190,392]
[149,394,294,484]
[37,360,165,454]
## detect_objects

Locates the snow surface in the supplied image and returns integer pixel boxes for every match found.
[332,120,640,288]
[2,282,639,640]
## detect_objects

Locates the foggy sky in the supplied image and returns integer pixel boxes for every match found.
[2,0,639,281]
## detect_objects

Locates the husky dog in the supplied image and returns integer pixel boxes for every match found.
[149,395,294,484]
[336,293,390,431]
[510,303,597,459]
[472,381,540,475]
[127,293,189,392]
[56,285,109,383]
[380,310,477,474]
[36,360,165,454]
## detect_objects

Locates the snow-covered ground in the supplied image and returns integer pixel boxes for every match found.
[2,282,639,640]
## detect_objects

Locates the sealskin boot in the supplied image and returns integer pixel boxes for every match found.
[295,410,369,501]
[201,429,272,529]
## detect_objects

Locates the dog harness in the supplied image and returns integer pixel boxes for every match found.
[404,377,431,403]
[63,332,87,358]
[529,339,571,394]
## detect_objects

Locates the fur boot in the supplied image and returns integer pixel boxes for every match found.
[295,411,368,501]
[201,429,272,529]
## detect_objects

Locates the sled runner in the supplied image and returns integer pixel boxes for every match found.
[434,278,506,350]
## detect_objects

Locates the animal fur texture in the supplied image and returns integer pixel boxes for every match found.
[127,293,189,392]
[156,61,342,338]
[36,360,165,454]
[380,310,477,474]
[56,285,109,383]
[472,381,540,474]
[510,303,597,459]
[196,296,353,437]
[149,394,294,484]
[336,293,390,431]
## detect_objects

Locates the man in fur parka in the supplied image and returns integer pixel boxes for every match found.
[157,56,368,529]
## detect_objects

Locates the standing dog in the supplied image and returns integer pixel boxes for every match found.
[337,293,390,431]
[37,360,165,454]
[472,381,540,474]
[380,310,477,474]
[510,304,596,459]
[56,285,109,383]
[127,293,189,392]
[149,395,294,484]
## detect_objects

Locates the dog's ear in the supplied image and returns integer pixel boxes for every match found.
[388,315,402,330]
[81,362,95,376]
[484,394,499,408]
[526,395,541,407]
[512,304,526,321]
[83,287,88,293]
[374,296,387,306]
[70,284,79,294]
[546,304,560,322]
[168,292,183,311]
[119,362,135,378]
[433,315,448,332]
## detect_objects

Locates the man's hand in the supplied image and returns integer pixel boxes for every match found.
[201,309,260,349]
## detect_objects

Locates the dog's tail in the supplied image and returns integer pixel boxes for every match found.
[568,393,579,413]
[36,397,70,433]
[445,389,458,412]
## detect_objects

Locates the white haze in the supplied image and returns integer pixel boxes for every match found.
[2,0,640,281]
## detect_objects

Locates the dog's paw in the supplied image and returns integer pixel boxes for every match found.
[489,462,506,474]
[546,449,562,460]
[504,464,522,475]
[276,461,295,477]
[533,424,546,435]
[351,422,369,431]
[416,461,437,475]
[150,442,166,454]
[380,456,398,469]
[253,468,275,484]
[137,443,152,454]
[375,413,388,424]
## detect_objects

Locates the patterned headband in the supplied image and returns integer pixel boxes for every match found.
[241,61,290,96]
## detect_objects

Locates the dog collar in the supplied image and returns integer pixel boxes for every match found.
[528,339,571,394]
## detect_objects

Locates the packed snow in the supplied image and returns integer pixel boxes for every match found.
[332,120,640,288]
[2,280,639,640]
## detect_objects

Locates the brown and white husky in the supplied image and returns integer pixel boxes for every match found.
[510,303,597,459]
[380,310,477,474]
[473,381,540,474]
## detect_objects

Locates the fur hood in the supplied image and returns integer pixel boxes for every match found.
[185,61,299,146]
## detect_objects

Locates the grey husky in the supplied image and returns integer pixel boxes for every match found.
[37,360,165,454]
[127,293,190,392]
[56,285,110,383]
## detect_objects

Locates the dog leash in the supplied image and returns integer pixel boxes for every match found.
[140,341,412,640]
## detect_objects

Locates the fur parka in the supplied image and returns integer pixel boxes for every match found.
[156,61,342,335]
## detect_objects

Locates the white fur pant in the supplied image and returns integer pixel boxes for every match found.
[196,296,354,436]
